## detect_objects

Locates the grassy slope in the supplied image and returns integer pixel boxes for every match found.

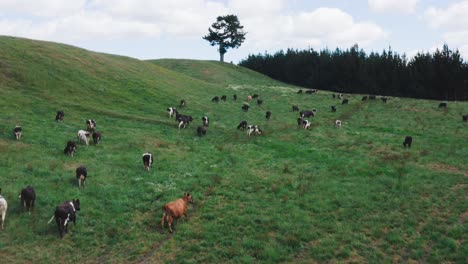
[0,36,467,263]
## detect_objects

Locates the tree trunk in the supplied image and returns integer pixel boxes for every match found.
[220,52,224,62]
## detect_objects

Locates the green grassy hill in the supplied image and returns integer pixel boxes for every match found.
[0,36,467,263]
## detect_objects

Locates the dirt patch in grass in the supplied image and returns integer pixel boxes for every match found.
[459,212,468,224]
[63,162,82,171]
[427,163,468,177]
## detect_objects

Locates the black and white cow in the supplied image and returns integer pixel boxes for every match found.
[202,116,209,127]
[335,120,342,128]
[197,126,207,137]
[337,93,343,99]
[55,111,64,122]
[77,130,90,145]
[303,119,311,129]
[0,189,7,230]
[76,166,87,188]
[167,107,178,118]
[463,114,468,122]
[438,102,447,108]
[92,132,102,145]
[233,94,237,101]
[247,125,262,136]
[221,95,227,102]
[331,106,337,112]
[142,152,153,171]
[86,119,96,132]
[381,97,388,103]
[403,136,413,148]
[48,199,81,238]
[180,99,186,108]
[265,111,271,120]
[242,104,249,112]
[176,114,193,129]
[300,110,315,118]
[292,105,299,112]
[13,125,22,141]
[19,186,35,213]
[342,99,349,105]
[211,96,220,102]
[237,121,248,130]
[64,141,77,157]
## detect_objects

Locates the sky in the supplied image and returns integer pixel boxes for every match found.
[1,0,467,63]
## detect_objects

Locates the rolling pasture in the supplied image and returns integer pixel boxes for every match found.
[0,36,467,263]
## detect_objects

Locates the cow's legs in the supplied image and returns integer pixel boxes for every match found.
[167,215,174,233]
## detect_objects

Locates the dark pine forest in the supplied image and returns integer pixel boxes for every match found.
[239,44,468,101]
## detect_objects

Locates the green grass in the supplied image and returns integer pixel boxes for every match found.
[0,36,467,263]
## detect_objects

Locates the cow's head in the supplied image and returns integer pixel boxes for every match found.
[184,193,194,204]
[72,199,80,211]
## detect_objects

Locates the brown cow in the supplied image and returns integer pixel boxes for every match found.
[161,193,194,233]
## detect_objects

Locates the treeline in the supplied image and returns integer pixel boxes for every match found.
[239,44,468,101]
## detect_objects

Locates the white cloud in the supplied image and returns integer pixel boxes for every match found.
[368,0,419,14]
[0,0,87,17]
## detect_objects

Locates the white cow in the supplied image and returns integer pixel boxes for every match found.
[0,189,7,230]
[335,120,342,128]
[77,130,90,145]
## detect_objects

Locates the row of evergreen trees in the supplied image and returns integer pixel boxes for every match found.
[239,44,468,101]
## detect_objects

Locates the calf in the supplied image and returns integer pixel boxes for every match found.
[237,121,248,130]
[381,97,388,103]
[292,105,299,112]
[247,95,252,102]
[180,100,186,108]
[161,193,194,233]
[55,111,64,122]
[438,102,447,108]
[211,96,219,103]
[77,130,90,145]
[302,119,311,129]
[242,104,249,112]
[233,94,237,101]
[197,126,207,137]
[202,116,209,127]
[335,120,342,128]
[403,136,412,148]
[13,125,22,140]
[342,99,349,105]
[167,107,178,118]
[92,132,102,145]
[64,141,77,157]
[331,106,337,112]
[176,114,193,129]
[247,125,262,136]
[0,189,7,230]
[463,114,468,122]
[297,89,303,94]
[76,166,87,188]
[48,199,80,238]
[19,186,35,213]
[300,110,314,118]
[86,119,96,132]
[142,152,153,171]
[362,96,368,101]
[221,95,227,102]
[265,111,271,120]
[257,99,263,106]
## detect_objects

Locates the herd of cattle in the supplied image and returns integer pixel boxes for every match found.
[1,89,466,238]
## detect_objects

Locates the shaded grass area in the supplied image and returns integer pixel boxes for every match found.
[0,36,467,263]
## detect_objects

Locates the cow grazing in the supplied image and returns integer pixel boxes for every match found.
[342,99,349,105]
[180,100,186,108]
[161,193,194,233]
[403,136,412,148]
[438,102,447,108]
[142,152,153,171]
[362,96,368,101]
[19,186,35,213]
[48,199,80,238]
[302,119,311,129]
[202,116,209,127]
[300,110,314,118]
[92,132,102,145]
[86,119,96,132]
[297,89,303,94]
[176,114,193,129]
[167,107,178,118]
[55,111,64,122]
[338,93,343,99]
[237,121,248,130]
[247,95,252,102]
[247,125,262,136]
[13,125,22,141]
[76,166,87,188]
[463,114,468,122]
[369,95,376,100]
[242,104,249,112]
[257,99,263,106]
[0,189,7,230]
[64,141,77,157]
[197,126,207,137]
[77,130,90,146]
[221,95,227,102]
[252,94,259,99]
[292,105,299,112]
[211,96,220,103]
[266,111,272,120]
[381,97,388,103]
[335,120,342,128]
[233,94,237,101]
[331,106,337,112]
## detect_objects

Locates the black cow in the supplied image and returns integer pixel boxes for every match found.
[403,136,413,148]
[180,100,186,108]
[48,199,81,238]
[257,99,263,106]
[92,132,102,145]
[13,125,22,140]
[369,95,376,100]
[438,102,447,108]
[381,97,388,103]
[331,106,337,112]
[292,105,299,112]
[463,114,468,122]
[297,89,303,94]
[233,94,237,101]
[19,186,35,213]
[332,93,336,99]
[86,119,96,132]
[211,96,219,102]
[197,126,207,137]
[252,94,259,99]
[64,141,77,157]
[265,111,271,120]
[221,95,227,102]
[342,99,349,105]
[202,116,209,127]
[300,110,314,118]
[242,104,249,112]
[362,96,368,101]
[142,152,153,171]
[297,117,303,126]
[76,166,87,188]
[176,114,193,129]
[237,121,248,130]
[55,111,64,122]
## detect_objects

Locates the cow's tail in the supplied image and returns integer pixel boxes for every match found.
[47,215,55,224]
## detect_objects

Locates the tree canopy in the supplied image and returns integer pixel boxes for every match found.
[203,15,246,62]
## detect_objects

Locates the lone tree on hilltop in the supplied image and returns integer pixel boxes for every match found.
[203,15,246,63]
